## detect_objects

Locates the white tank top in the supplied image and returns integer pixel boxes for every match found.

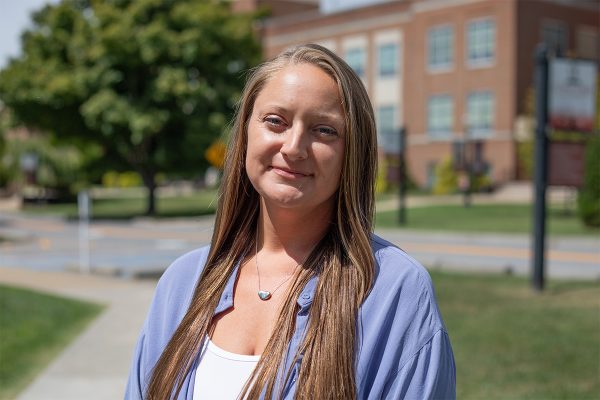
[193,339,260,399]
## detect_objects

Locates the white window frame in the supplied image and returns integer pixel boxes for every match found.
[466,17,496,69]
[427,95,454,139]
[345,47,366,77]
[466,91,495,138]
[378,43,399,77]
[377,105,400,154]
[427,25,454,73]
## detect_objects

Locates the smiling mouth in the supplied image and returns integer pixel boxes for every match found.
[270,166,311,179]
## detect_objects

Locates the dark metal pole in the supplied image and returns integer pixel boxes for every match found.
[398,127,407,225]
[463,137,472,208]
[532,44,549,292]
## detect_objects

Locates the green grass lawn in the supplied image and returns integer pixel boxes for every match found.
[0,285,104,400]
[22,190,219,220]
[432,271,600,399]
[376,203,600,236]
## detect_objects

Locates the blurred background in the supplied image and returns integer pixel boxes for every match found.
[0,0,598,399]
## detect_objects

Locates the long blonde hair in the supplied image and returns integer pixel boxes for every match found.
[146,44,377,399]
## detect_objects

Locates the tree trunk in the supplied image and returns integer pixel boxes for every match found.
[141,170,156,216]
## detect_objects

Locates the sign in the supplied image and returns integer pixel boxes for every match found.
[549,58,597,132]
[548,142,586,187]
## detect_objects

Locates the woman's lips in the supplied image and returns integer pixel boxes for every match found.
[270,166,311,179]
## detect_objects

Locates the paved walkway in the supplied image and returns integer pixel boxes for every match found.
[0,267,156,400]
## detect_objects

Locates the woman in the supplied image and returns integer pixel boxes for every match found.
[126,44,455,400]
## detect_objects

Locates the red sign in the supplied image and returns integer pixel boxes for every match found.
[547,142,586,187]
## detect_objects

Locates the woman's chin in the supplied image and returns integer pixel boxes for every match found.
[263,193,305,209]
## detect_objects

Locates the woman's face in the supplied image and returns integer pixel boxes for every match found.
[245,63,345,214]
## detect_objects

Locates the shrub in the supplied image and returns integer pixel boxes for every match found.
[472,172,494,193]
[375,154,388,194]
[433,157,458,195]
[577,135,600,227]
[101,171,142,188]
[516,139,534,179]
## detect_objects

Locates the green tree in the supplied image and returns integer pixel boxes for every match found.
[0,106,14,189]
[0,0,261,214]
[577,135,600,227]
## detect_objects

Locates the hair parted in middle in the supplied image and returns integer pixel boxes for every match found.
[146,43,378,400]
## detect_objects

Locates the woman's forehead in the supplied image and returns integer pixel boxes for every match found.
[254,64,344,115]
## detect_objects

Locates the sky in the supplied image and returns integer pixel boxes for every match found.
[0,0,60,68]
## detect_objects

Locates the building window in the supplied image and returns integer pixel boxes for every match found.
[542,20,568,54]
[577,27,599,60]
[467,91,494,137]
[345,47,366,77]
[427,161,437,190]
[427,95,453,138]
[378,43,398,77]
[377,105,400,154]
[428,25,453,70]
[467,19,495,66]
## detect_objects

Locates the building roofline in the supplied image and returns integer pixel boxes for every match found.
[537,0,600,12]
[263,10,412,48]
[262,0,597,32]
[261,0,415,30]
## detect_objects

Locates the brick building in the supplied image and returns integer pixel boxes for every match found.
[254,0,599,189]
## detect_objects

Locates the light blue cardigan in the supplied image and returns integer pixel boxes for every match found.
[125,234,456,399]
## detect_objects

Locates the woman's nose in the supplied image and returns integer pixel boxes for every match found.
[280,126,308,161]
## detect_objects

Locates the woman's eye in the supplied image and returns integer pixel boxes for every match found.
[316,126,338,136]
[263,116,284,126]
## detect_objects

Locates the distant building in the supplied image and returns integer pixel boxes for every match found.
[249,0,599,189]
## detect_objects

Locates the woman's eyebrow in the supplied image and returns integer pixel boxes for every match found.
[257,106,343,123]
[311,111,345,126]
[256,105,289,114]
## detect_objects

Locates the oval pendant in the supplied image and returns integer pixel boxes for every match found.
[258,290,272,301]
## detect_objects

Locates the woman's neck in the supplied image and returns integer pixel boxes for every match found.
[258,199,333,259]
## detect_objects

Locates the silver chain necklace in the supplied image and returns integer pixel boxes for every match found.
[255,232,302,301]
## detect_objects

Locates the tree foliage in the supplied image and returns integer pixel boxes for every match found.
[2,134,86,198]
[577,135,600,227]
[0,0,261,214]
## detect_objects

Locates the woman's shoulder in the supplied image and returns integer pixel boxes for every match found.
[366,233,446,333]
[152,245,211,309]
[159,245,211,282]
[370,233,434,290]
[358,235,455,398]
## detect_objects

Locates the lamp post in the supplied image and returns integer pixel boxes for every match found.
[398,127,407,225]
[531,44,549,292]
[461,116,472,208]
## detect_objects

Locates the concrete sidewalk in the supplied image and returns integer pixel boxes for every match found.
[1,267,156,400]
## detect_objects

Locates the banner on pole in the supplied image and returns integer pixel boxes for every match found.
[549,58,597,133]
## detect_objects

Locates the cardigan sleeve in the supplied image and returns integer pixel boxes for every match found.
[124,328,147,399]
[382,329,456,400]
[123,246,210,400]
